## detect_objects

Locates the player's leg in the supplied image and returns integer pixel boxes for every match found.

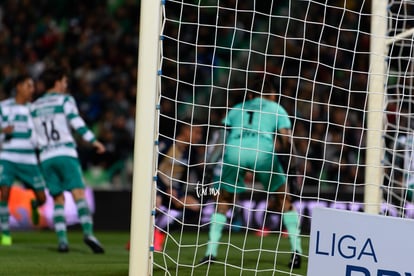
[53,193,69,252]
[274,184,302,247]
[18,164,47,225]
[154,194,183,252]
[172,188,201,212]
[41,158,70,252]
[71,187,104,254]
[64,157,104,254]
[200,161,245,263]
[181,194,200,212]
[200,190,233,263]
[71,188,93,236]
[0,160,16,245]
[153,195,166,252]
[0,185,11,245]
[261,160,302,268]
[276,184,302,268]
[31,189,46,226]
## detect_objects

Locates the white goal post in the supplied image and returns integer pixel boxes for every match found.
[130,0,414,275]
[364,0,388,214]
[129,0,162,275]
[366,0,414,214]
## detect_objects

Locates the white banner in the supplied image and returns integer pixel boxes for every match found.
[308,207,414,276]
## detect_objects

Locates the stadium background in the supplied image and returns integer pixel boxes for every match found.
[0,0,138,231]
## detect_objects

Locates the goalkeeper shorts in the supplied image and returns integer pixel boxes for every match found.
[215,145,286,194]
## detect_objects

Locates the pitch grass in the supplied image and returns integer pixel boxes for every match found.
[154,231,309,275]
[0,230,130,276]
[1,230,308,275]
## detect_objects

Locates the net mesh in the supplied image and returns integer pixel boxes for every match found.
[152,1,414,274]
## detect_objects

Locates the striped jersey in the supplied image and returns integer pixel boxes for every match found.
[0,98,38,164]
[31,92,96,161]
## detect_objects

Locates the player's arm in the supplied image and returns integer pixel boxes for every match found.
[207,111,231,164]
[63,96,105,154]
[158,154,182,204]
[206,128,225,164]
[0,105,13,135]
[276,128,300,194]
[276,128,294,170]
[27,107,39,149]
[0,106,14,142]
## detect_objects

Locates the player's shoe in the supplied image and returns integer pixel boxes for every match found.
[1,235,12,246]
[84,235,104,254]
[31,199,40,226]
[199,255,216,264]
[288,251,301,269]
[58,242,69,253]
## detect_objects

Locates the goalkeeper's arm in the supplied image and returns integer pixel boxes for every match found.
[276,128,300,196]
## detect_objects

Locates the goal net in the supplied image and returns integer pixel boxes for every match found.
[134,0,414,275]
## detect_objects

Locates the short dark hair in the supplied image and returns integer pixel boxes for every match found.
[248,74,280,95]
[14,74,32,87]
[40,67,67,90]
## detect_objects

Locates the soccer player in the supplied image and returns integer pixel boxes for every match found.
[31,67,105,253]
[155,121,204,251]
[200,77,303,269]
[0,74,47,246]
[393,131,414,201]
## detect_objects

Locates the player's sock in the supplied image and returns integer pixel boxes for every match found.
[75,199,104,253]
[153,228,166,251]
[282,210,303,254]
[76,199,93,236]
[31,199,40,226]
[53,204,68,245]
[0,201,10,238]
[154,213,167,252]
[205,212,227,257]
[408,184,414,201]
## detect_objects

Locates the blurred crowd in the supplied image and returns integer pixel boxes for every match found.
[0,0,139,189]
[160,1,371,194]
[0,0,400,193]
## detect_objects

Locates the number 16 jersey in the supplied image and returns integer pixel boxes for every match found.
[31,92,96,161]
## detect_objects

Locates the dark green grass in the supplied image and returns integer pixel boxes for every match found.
[0,230,130,276]
[154,231,309,275]
[1,230,308,275]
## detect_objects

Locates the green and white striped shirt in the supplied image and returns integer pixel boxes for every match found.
[31,92,96,161]
[0,98,38,164]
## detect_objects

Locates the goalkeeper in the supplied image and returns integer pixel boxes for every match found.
[200,76,302,269]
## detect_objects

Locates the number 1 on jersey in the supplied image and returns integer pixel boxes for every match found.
[247,111,254,125]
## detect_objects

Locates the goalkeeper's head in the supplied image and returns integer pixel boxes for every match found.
[248,74,281,101]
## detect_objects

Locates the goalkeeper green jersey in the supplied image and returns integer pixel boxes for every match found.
[31,92,96,161]
[223,97,291,151]
[217,96,292,193]
[0,98,38,164]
